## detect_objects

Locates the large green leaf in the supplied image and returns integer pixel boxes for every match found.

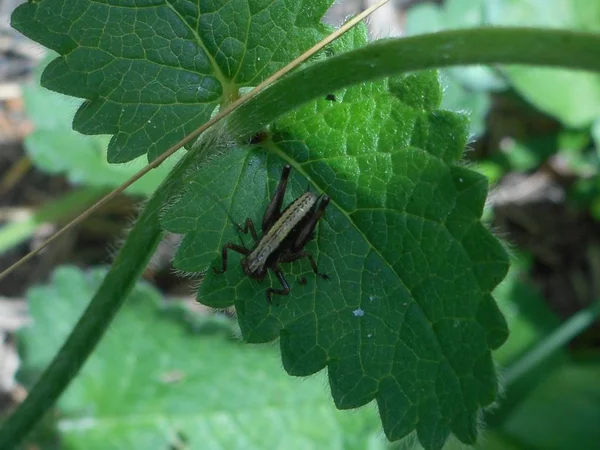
[501,363,600,450]
[12,0,334,163]
[10,2,517,448]
[161,27,509,450]
[19,266,386,450]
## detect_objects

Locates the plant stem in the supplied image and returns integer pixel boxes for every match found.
[0,149,198,449]
[230,28,600,138]
[0,187,105,255]
[503,300,600,386]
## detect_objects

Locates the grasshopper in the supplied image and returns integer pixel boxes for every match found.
[214,165,330,304]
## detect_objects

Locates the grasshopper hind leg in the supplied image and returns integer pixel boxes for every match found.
[304,252,329,280]
[266,267,291,305]
[282,251,329,280]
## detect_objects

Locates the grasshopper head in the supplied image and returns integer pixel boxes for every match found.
[241,258,267,280]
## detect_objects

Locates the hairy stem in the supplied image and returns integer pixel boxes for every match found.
[230,27,600,137]
[0,149,198,448]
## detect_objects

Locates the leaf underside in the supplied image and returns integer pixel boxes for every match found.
[162,26,509,450]
[13,1,510,448]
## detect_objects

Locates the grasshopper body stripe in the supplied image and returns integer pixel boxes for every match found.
[247,191,318,274]
[214,165,330,304]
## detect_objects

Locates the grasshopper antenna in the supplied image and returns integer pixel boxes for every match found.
[212,195,250,247]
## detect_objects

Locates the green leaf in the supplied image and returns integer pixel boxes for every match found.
[443,431,523,450]
[404,0,507,137]
[484,255,566,427]
[23,54,182,196]
[405,0,512,100]
[501,362,600,450]
[593,117,600,151]
[502,67,600,128]
[11,3,600,447]
[406,0,600,128]
[491,256,561,366]
[12,0,334,163]
[19,266,386,450]
[486,0,600,127]
[486,0,591,28]
[438,71,491,137]
[226,28,600,141]
[162,27,509,449]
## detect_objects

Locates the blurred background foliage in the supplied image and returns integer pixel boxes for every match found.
[403,1,600,449]
[1,0,600,449]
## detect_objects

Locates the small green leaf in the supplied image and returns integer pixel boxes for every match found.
[162,27,509,450]
[503,67,600,128]
[19,266,385,450]
[443,430,522,450]
[404,0,506,137]
[492,257,561,366]
[501,363,600,450]
[23,55,182,196]
[12,0,334,162]
[487,0,600,127]
[438,72,491,137]
[593,117,600,151]
[406,0,600,128]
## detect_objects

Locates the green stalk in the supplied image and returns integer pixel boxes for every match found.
[0,187,105,255]
[0,149,198,449]
[486,300,600,427]
[503,300,600,386]
[230,28,600,137]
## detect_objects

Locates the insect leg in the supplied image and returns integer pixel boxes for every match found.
[266,267,291,304]
[262,165,291,233]
[213,243,250,274]
[292,195,330,252]
[305,252,330,280]
[284,251,330,280]
[238,218,259,243]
